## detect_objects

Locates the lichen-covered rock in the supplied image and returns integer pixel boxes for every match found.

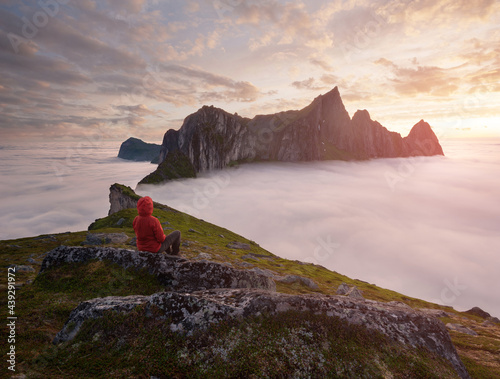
[336,282,351,295]
[226,241,251,250]
[446,323,478,336]
[335,282,363,298]
[40,246,276,292]
[277,275,319,290]
[53,295,148,344]
[83,232,129,245]
[54,288,469,379]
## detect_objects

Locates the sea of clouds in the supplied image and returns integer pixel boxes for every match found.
[1,139,499,317]
[0,142,152,240]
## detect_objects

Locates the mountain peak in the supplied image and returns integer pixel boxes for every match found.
[324,85,340,97]
[145,88,445,182]
[352,109,371,121]
[407,119,434,139]
[405,120,444,156]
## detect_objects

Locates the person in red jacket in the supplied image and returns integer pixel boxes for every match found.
[133,196,181,255]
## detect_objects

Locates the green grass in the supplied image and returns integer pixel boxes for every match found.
[138,149,196,184]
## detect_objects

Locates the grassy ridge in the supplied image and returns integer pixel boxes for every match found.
[1,191,499,377]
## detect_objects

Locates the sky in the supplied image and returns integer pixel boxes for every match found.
[1,0,500,143]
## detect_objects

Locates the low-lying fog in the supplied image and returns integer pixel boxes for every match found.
[139,140,500,316]
[1,139,498,317]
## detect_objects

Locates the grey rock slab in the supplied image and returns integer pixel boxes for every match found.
[40,246,276,293]
[55,288,469,379]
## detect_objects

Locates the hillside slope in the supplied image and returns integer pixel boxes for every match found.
[1,184,498,378]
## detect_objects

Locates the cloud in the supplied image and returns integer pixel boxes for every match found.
[0,141,153,239]
[1,0,500,141]
[139,140,500,317]
[375,59,460,97]
[161,64,262,102]
[229,1,334,52]
[395,0,499,27]
[106,0,147,14]
[114,104,156,116]
[291,77,328,91]
[309,57,334,71]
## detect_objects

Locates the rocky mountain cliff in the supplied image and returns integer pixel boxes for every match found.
[142,87,443,183]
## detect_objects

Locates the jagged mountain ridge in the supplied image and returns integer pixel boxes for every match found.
[154,87,443,177]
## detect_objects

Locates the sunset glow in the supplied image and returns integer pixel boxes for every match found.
[1,0,500,141]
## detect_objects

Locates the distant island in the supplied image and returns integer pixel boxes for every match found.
[130,87,444,185]
[118,137,162,163]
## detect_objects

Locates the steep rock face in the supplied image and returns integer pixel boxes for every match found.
[40,246,277,293]
[350,110,404,158]
[160,106,255,172]
[52,286,470,378]
[404,119,445,156]
[147,87,443,183]
[108,183,140,215]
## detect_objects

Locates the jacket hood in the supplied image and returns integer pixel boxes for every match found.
[137,196,154,217]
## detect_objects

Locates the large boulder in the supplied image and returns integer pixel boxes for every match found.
[40,246,276,293]
[53,288,470,379]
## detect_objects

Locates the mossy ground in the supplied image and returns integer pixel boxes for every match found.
[1,191,499,378]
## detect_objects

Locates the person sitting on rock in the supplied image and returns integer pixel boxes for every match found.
[133,196,181,255]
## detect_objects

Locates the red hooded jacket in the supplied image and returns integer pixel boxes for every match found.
[133,196,166,253]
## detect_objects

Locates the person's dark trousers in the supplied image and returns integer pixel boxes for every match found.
[157,230,181,255]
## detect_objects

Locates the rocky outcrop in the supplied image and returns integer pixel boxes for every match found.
[446,323,478,336]
[145,87,444,183]
[465,306,492,319]
[40,246,276,293]
[53,295,148,344]
[53,287,470,379]
[82,232,129,245]
[107,183,140,215]
[336,282,364,299]
[118,137,162,163]
[40,245,470,378]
